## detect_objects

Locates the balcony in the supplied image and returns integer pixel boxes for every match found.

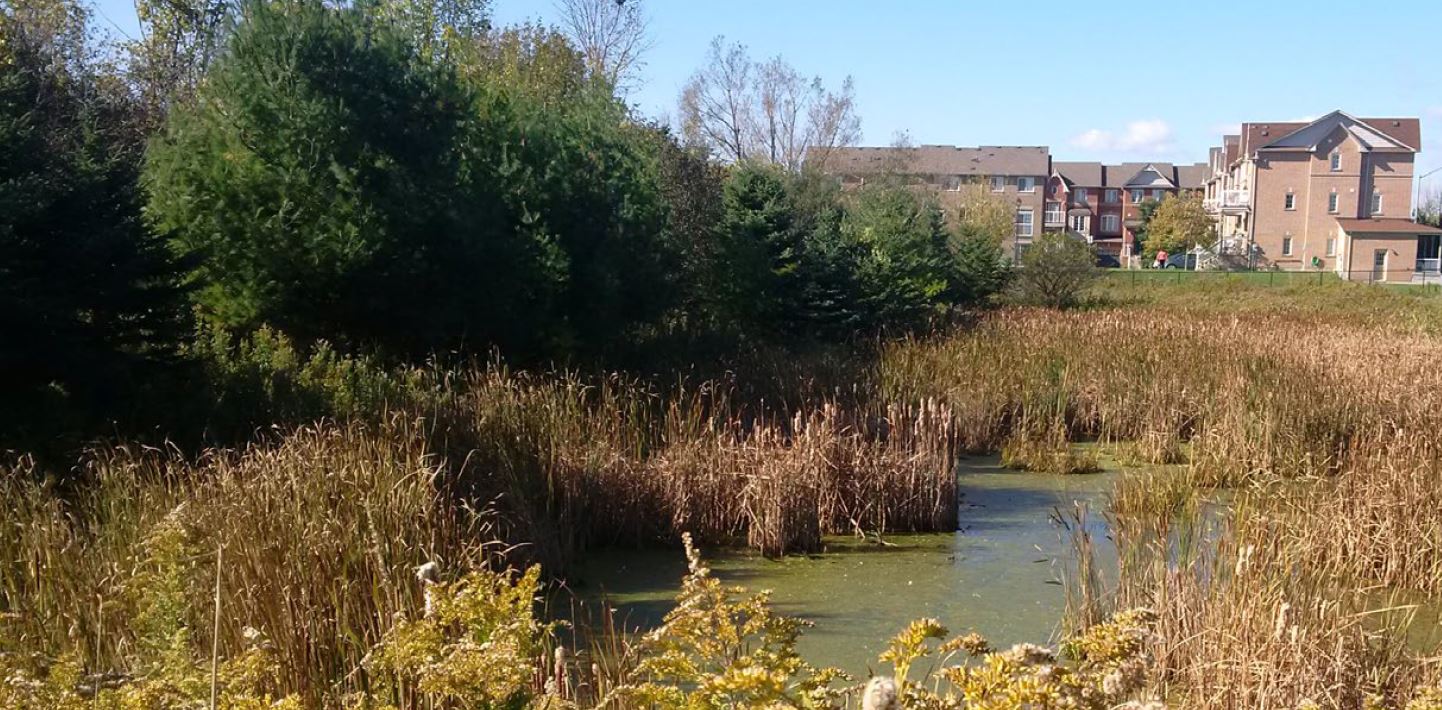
[1213,190,1251,213]
[1043,210,1066,227]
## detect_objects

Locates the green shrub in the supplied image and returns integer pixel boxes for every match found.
[1011,232,1101,309]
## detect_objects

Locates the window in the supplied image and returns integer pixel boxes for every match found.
[1070,214,1089,233]
[1326,237,1336,256]
[943,175,962,192]
[1075,188,1089,204]
[1044,202,1064,224]
[1105,189,1119,204]
[1017,177,1037,193]
[1131,189,1145,203]
[1330,151,1342,172]
[1328,192,1339,213]
[991,176,1006,192]
[1015,209,1034,238]
[1101,213,1120,233]
[1153,189,1167,200]
[1370,191,1383,215]
[1282,235,1294,256]
[1284,192,1296,210]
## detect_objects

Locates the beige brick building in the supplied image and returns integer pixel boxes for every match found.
[1202,111,1440,281]
[825,145,1050,260]
[818,111,1438,277]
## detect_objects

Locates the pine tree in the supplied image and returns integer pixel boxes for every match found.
[0,1,188,438]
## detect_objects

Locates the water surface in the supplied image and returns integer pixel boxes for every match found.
[564,455,1117,675]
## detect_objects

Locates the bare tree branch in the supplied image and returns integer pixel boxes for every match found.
[678,36,860,172]
[554,0,652,94]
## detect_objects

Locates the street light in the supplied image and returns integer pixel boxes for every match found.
[1415,165,1442,222]
[1414,166,1442,283]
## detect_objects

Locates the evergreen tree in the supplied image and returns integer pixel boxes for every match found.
[147,2,674,357]
[842,184,954,330]
[949,223,1010,306]
[717,163,809,335]
[0,0,188,438]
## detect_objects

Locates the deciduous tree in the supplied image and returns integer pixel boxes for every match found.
[555,0,650,93]
[680,36,859,172]
[1011,232,1098,309]
[1143,194,1214,260]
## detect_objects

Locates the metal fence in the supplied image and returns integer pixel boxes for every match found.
[1101,267,1442,289]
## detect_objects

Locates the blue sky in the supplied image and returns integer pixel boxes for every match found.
[92,0,1442,182]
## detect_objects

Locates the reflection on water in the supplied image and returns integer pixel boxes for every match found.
[561,455,1118,675]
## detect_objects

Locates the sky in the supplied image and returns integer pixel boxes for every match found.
[91,0,1442,185]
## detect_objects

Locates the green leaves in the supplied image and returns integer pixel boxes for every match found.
[841,183,956,331]
[145,2,674,359]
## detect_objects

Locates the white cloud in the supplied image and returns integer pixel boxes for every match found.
[1069,119,1174,155]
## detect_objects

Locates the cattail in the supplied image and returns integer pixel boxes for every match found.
[861,676,898,710]
[553,646,570,698]
[415,561,441,617]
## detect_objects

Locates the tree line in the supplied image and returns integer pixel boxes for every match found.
[0,0,1012,448]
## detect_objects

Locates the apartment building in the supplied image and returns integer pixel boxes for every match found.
[1047,162,1207,261]
[821,110,1436,277]
[1202,111,1441,282]
[824,145,1050,259]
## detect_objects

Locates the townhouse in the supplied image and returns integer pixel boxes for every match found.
[824,145,1050,259]
[824,144,1208,263]
[820,110,1437,278]
[1202,111,1441,282]
[1048,162,1206,262]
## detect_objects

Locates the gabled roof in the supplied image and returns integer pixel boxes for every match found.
[1053,161,1103,187]
[1258,111,1416,153]
[1241,122,1307,157]
[1336,218,1442,235]
[822,145,1050,176]
[1112,163,1177,188]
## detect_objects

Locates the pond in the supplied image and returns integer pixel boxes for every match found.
[559,455,1119,675]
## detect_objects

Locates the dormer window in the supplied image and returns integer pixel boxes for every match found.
[1330,151,1342,172]
[991,176,1005,192]
[1075,188,1089,204]
[1017,177,1036,193]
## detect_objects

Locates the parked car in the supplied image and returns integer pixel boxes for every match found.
[1096,253,1121,269]
[1162,252,1197,270]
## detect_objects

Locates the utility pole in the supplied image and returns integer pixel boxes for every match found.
[1416,166,1442,224]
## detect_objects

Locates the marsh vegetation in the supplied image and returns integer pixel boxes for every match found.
[6,282,1442,707]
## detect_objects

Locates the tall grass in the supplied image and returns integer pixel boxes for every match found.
[8,281,1442,706]
[1,365,959,702]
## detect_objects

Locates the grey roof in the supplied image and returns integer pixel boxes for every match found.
[1175,163,1209,189]
[1054,161,1103,187]
[1099,165,1129,188]
[823,145,1050,176]
[1110,163,1177,188]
